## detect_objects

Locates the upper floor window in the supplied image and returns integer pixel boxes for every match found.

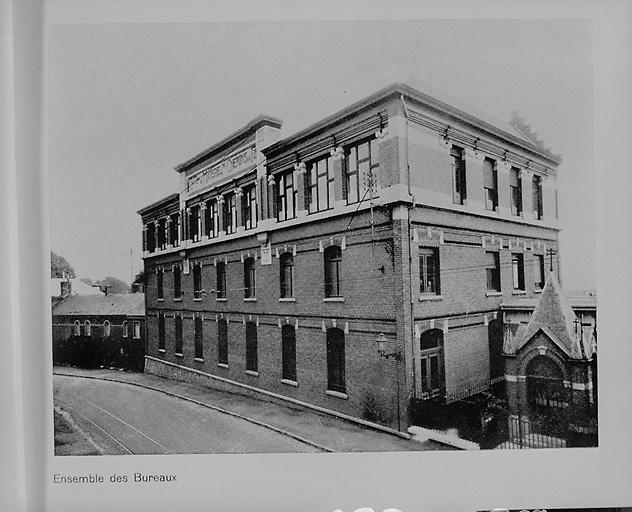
[450,146,467,205]
[244,258,256,299]
[532,175,543,220]
[344,139,379,205]
[223,193,237,234]
[535,254,545,289]
[281,325,297,382]
[485,251,501,292]
[276,171,296,222]
[170,212,180,247]
[205,199,219,239]
[419,248,440,295]
[157,268,164,300]
[173,264,182,300]
[245,322,258,372]
[189,205,201,242]
[103,320,111,338]
[483,158,498,211]
[194,315,203,360]
[133,321,141,339]
[216,261,226,299]
[326,328,346,394]
[279,253,294,298]
[512,253,525,291]
[158,313,165,351]
[307,155,335,213]
[324,245,342,298]
[217,319,228,365]
[193,262,202,299]
[122,320,128,338]
[243,185,258,230]
[174,314,183,355]
[73,320,81,336]
[510,167,522,216]
[84,320,91,337]
[157,218,167,250]
[147,222,156,253]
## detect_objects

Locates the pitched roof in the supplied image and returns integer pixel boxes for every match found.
[50,278,104,297]
[508,273,595,360]
[52,293,145,316]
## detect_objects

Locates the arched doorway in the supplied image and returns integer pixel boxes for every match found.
[526,355,567,413]
[419,329,444,399]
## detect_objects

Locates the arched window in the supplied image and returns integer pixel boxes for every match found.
[526,356,566,411]
[419,329,444,398]
[73,320,81,336]
[324,245,342,298]
[103,320,111,338]
[244,258,256,298]
[245,322,258,372]
[281,325,297,382]
[217,319,228,365]
[326,328,345,393]
[122,320,128,338]
[83,320,90,336]
[279,253,294,298]
[216,261,226,299]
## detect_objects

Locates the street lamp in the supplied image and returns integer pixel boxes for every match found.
[375,332,402,360]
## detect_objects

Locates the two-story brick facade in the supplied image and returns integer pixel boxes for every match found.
[138,83,564,434]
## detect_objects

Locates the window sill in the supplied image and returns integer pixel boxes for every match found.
[281,379,298,387]
[175,353,183,358]
[193,298,203,302]
[157,298,164,302]
[245,370,259,377]
[485,291,503,297]
[216,298,228,302]
[326,390,348,400]
[217,363,229,369]
[279,298,296,302]
[243,298,257,302]
[512,290,527,295]
[534,288,543,294]
[419,294,443,302]
[323,297,345,303]
[173,298,182,302]
[158,349,166,354]
[194,357,204,363]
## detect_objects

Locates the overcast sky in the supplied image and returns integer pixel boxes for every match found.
[48,19,594,291]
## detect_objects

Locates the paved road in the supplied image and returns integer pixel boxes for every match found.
[54,375,320,454]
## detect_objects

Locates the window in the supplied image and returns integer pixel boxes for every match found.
[344,139,379,205]
[157,268,164,300]
[103,320,111,338]
[279,253,294,298]
[193,262,202,299]
[483,158,498,211]
[170,212,179,247]
[194,316,203,359]
[532,174,543,220]
[419,248,440,295]
[147,222,156,253]
[175,314,183,354]
[244,258,256,299]
[84,320,91,337]
[535,254,545,289]
[307,155,335,213]
[510,167,522,216]
[512,253,525,291]
[122,321,128,338]
[173,264,182,299]
[245,322,258,372]
[223,193,237,234]
[324,245,342,298]
[326,328,345,393]
[451,145,467,205]
[205,199,219,239]
[216,261,226,299]
[276,170,296,221]
[158,313,165,351]
[243,185,257,230]
[73,320,81,336]
[281,325,297,382]
[189,205,201,242]
[217,319,228,365]
[419,329,444,398]
[485,251,501,292]
[133,321,141,339]
[488,319,504,382]
[157,218,167,250]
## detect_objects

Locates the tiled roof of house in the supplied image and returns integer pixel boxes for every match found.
[51,278,104,297]
[52,293,145,316]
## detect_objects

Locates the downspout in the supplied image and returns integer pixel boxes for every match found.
[399,94,417,420]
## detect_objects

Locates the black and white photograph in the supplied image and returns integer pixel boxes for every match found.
[3,1,632,511]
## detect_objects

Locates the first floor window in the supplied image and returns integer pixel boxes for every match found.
[84,320,91,337]
[173,264,182,299]
[243,184,257,230]
[535,254,545,289]
[216,261,226,299]
[326,328,345,393]
[194,316,203,359]
[533,175,543,220]
[223,193,237,234]
[451,145,466,205]
[344,138,379,205]
[324,245,342,298]
[510,167,522,216]
[512,253,525,291]
[133,321,141,339]
[122,321,128,338]
[205,199,219,238]
[175,314,183,354]
[281,325,297,382]
[157,267,164,300]
[419,329,444,398]
[483,158,498,211]
[244,257,256,298]
[73,320,81,336]
[103,320,111,338]
[218,319,228,365]
[307,155,335,213]
[485,251,501,292]
[279,253,294,298]
[276,171,296,221]
[193,262,202,299]
[245,322,258,372]
[419,248,440,295]
[158,313,165,351]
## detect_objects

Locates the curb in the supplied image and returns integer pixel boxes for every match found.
[54,371,335,453]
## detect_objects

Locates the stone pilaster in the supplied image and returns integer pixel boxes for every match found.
[330,146,345,209]
[165,217,172,247]
[294,162,307,218]
[217,195,225,237]
[199,202,207,240]
[142,225,148,255]
[521,169,534,221]
[267,174,276,221]
[235,187,245,233]
[497,160,511,216]
[154,222,160,252]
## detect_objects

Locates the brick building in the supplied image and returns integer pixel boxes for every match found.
[138,83,567,434]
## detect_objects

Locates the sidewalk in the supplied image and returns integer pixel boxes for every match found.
[53,366,452,452]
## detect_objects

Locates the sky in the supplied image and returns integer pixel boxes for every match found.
[48,19,595,291]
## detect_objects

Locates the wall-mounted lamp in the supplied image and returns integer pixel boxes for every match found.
[376,333,402,360]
